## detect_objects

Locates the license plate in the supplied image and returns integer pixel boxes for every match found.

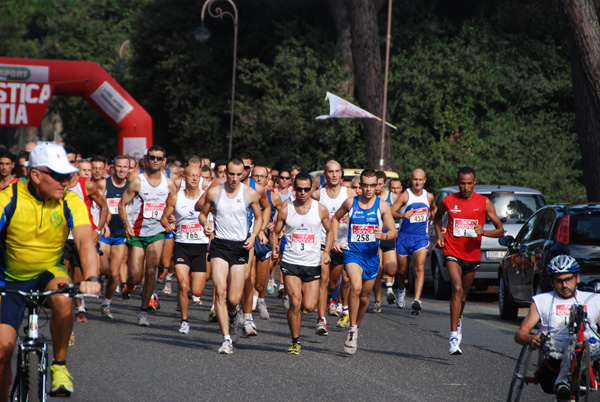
[486,250,505,259]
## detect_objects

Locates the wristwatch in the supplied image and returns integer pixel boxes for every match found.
[94,229,102,235]
[86,276,101,283]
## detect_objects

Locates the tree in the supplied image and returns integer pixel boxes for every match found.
[559,0,600,201]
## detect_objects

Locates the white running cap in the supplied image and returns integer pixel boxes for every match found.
[29,143,79,174]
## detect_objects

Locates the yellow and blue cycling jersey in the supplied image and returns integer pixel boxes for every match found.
[0,180,91,282]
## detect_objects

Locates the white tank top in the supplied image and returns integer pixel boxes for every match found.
[283,200,322,267]
[130,173,169,237]
[319,186,349,246]
[214,183,250,241]
[174,186,208,244]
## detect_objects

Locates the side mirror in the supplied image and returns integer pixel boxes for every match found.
[499,235,515,248]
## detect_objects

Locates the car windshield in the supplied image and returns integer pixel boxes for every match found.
[570,213,600,244]
[485,193,546,222]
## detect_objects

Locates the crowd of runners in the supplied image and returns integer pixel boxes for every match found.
[0,142,505,365]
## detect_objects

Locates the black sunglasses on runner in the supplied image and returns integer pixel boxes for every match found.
[37,169,72,183]
[147,155,164,161]
[295,186,312,193]
[279,176,290,180]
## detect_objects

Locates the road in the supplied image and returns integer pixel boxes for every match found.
[30,281,561,401]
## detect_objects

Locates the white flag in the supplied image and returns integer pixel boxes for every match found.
[315,92,397,129]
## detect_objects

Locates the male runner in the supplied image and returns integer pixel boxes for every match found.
[0,143,100,398]
[0,151,17,190]
[433,166,503,355]
[390,169,436,314]
[118,146,178,327]
[199,158,262,354]
[271,172,332,354]
[162,166,210,334]
[311,158,356,335]
[98,155,130,319]
[385,177,402,303]
[332,169,397,354]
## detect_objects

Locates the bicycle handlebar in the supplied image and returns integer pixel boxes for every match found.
[0,281,98,299]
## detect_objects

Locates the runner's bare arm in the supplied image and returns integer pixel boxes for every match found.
[475,198,504,237]
[161,192,177,232]
[72,223,101,294]
[428,192,437,221]
[244,188,263,249]
[118,176,141,238]
[433,199,447,248]
[390,191,409,219]
[377,201,398,241]
[331,198,352,253]
[199,186,217,236]
[86,180,109,243]
[319,203,332,265]
[514,304,542,349]
[270,205,287,260]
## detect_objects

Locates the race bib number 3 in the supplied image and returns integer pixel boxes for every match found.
[453,218,478,238]
[291,233,317,252]
[409,207,428,223]
[143,202,166,219]
[350,224,376,243]
[108,198,120,215]
[180,223,202,240]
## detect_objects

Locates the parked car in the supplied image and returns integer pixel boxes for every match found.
[426,185,547,300]
[497,203,600,319]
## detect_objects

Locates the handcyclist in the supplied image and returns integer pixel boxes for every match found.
[515,255,600,399]
[0,143,100,399]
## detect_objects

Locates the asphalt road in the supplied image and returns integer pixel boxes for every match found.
[24,281,565,401]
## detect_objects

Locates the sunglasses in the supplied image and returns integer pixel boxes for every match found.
[553,275,576,285]
[361,183,377,188]
[295,186,312,193]
[253,174,267,179]
[244,165,253,170]
[37,169,72,183]
[147,155,164,161]
[279,176,290,180]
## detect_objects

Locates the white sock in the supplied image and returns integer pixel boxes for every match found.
[224,335,232,342]
[244,313,253,321]
[253,295,258,304]
[102,298,111,306]
[80,299,86,309]
[166,273,173,281]
[450,331,459,339]
[257,298,265,304]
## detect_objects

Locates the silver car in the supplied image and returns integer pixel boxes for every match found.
[427,185,546,299]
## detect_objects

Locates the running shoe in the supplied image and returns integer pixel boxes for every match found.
[336,304,343,315]
[229,322,240,344]
[50,364,74,396]
[411,299,422,313]
[555,383,571,400]
[149,295,160,310]
[328,301,339,317]
[192,296,202,305]
[243,320,258,336]
[178,321,190,334]
[121,283,136,300]
[138,311,150,327]
[115,283,121,294]
[449,336,462,355]
[235,307,245,327]
[386,288,396,304]
[371,301,382,313]
[158,266,167,279]
[277,284,285,298]
[336,313,350,328]
[257,301,270,320]
[163,280,172,295]
[344,329,358,355]
[218,340,233,354]
[208,308,217,322]
[288,341,302,355]
[68,331,75,347]
[252,297,257,312]
[101,304,113,319]
[396,288,406,309]
[76,310,87,323]
[266,277,275,295]
[457,315,463,343]
[282,295,290,310]
[315,319,328,336]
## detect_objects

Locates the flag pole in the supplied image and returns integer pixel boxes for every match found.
[379,0,393,171]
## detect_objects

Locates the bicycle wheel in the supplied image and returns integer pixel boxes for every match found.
[573,340,591,402]
[25,351,43,402]
[507,345,533,402]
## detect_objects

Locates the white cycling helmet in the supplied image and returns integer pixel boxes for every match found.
[548,255,580,275]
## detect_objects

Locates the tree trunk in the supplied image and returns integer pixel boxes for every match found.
[327,0,354,95]
[560,0,600,201]
[344,0,395,170]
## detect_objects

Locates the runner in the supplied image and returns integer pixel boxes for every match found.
[385,177,402,303]
[271,172,332,354]
[433,166,504,355]
[332,169,397,355]
[118,146,177,327]
[161,165,210,334]
[0,151,17,190]
[0,143,100,398]
[198,158,262,354]
[98,155,130,319]
[390,169,436,314]
[311,158,356,335]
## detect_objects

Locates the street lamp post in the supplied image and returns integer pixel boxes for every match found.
[195,0,238,159]
[379,0,393,172]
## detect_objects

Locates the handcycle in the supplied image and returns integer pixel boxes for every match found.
[507,302,600,401]
[0,282,96,402]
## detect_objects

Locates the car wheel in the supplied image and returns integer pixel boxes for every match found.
[433,257,451,300]
[499,275,519,320]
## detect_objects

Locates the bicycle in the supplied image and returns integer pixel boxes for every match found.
[507,303,600,401]
[0,282,95,402]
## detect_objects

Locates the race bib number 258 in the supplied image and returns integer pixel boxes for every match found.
[350,224,376,243]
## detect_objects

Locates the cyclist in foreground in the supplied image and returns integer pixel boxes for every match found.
[514,255,600,400]
[0,143,100,400]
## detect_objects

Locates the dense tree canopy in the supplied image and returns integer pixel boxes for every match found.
[0,0,589,202]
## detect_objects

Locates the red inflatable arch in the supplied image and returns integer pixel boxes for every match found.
[0,57,152,157]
